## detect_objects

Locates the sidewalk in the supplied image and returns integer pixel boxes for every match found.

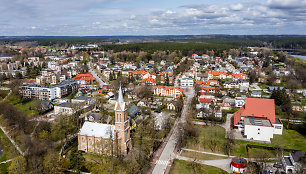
[181,148,235,158]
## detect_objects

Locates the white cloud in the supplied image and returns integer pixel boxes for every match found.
[230,3,244,11]
[150,19,159,23]
[93,21,101,25]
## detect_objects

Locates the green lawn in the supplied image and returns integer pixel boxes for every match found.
[5,94,39,117]
[0,129,18,163]
[181,151,229,160]
[169,159,228,174]
[0,161,10,174]
[185,125,306,158]
[0,90,10,100]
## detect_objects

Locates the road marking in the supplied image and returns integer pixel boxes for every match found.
[156,160,169,166]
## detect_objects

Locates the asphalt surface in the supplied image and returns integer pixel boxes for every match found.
[152,87,194,174]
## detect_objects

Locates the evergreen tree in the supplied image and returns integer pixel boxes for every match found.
[165,74,169,86]
[109,72,113,81]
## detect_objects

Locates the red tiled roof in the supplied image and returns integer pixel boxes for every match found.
[205,71,228,76]
[199,98,211,103]
[142,78,156,83]
[234,98,276,126]
[74,74,96,81]
[232,74,245,79]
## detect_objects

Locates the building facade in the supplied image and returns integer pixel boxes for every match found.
[20,79,80,100]
[78,86,131,156]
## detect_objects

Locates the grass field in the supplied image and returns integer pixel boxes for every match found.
[0,162,10,174]
[0,90,10,100]
[185,125,306,158]
[169,159,228,174]
[0,129,18,163]
[5,94,39,117]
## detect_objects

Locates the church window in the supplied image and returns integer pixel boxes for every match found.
[89,138,92,147]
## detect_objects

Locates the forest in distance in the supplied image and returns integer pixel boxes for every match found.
[1,35,306,51]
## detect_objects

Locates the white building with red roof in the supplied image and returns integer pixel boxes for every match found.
[234,98,283,142]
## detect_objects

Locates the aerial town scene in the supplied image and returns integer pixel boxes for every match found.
[0,0,305,174]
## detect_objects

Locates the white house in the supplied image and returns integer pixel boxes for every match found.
[54,103,75,115]
[180,78,193,87]
[234,98,283,142]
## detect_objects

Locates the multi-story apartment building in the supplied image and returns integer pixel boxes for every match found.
[20,79,80,100]
[154,86,183,98]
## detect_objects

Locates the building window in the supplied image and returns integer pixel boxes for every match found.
[82,137,85,144]
[89,138,92,147]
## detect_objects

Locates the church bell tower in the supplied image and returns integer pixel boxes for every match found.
[114,85,131,155]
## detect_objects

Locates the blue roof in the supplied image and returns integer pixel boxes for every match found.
[128,105,139,117]
[268,86,284,91]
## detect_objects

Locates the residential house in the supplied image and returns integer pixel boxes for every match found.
[235,97,246,107]
[282,151,306,173]
[142,78,156,86]
[74,73,96,85]
[233,98,283,142]
[250,91,262,97]
[180,78,193,87]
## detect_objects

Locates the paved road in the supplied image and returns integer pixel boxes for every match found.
[151,87,194,174]
[88,62,108,88]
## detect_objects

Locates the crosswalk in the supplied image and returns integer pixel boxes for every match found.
[155,160,169,166]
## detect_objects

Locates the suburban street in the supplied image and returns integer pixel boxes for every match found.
[151,86,194,174]
[88,62,108,87]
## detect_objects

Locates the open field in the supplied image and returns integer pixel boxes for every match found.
[185,125,306,158]
[169,159,228,174]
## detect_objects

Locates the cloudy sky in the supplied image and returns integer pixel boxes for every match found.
[0,0,305,35]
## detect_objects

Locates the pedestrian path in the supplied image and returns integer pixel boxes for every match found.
[156,160,169,166]
[0,126,24,156]
[181,148,235,158]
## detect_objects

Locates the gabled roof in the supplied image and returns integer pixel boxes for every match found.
[79,121,115,139]
[234,98,276,125]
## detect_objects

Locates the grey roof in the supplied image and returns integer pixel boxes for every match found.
[128,105,139,117]
[275,118,282,124]
[283,156,293,166]
[86,113,102,122]
[251,91,262,95]
[245,117,272,127]
[73,96,90,101]
[79,122,115,139]
[291,151,306,163]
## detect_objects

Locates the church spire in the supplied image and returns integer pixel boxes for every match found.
[118,84,124,104]
[114,84,126,111]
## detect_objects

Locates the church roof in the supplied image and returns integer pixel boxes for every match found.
[114,85,126,111]
[79,122,115,139]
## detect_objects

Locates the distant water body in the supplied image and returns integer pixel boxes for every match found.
[290,55,306,60]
